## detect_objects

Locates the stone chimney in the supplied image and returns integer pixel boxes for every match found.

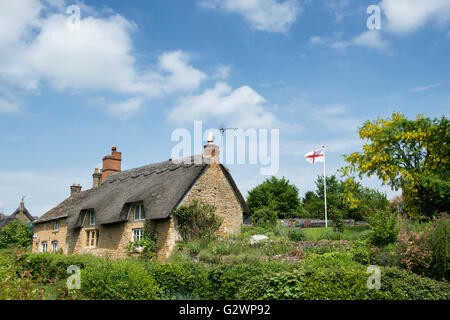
[101,146,122,182]
[203,131,219,163]
[92,168,101,188]
[70,184,82,196]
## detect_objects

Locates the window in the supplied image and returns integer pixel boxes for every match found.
[42,242,47,252]
[52,241,58,252]
[54,220,59,230]
[132,228,144,242]
[89,211,96,226]
[86,230,99,248]
[133,203,145,221]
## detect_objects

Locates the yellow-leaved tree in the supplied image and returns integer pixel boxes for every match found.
[341,112,449,218]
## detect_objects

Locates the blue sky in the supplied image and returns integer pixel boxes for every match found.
[0,0,449,216]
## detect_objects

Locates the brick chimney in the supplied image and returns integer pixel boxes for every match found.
[92,168,101,188]
[70,184,82,196]
[101,146,122,182]
[203,131,219,163]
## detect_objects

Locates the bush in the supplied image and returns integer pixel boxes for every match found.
[251,205,278,228]
[319,230,342,240]
[398,213,449,280]
[287,228,306,242]
[17,252,101,282]
[145,262,208,299]
[363,209,399,246]
[329,206,345,233]
[303,252,358,269]
[81,260,159,300]
[0,220,33,249]
[173,201,222,241]
[238,264,450,300]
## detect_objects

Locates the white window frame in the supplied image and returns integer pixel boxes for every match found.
[134,203,145,221]
[52,241,58,252]
[89,211,96,226]
[86,230,99,248]
[132,228,144,242]
[42,242,47,252]
[54,219,59,231]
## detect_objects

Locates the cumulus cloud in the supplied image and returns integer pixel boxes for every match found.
[381,0,450,34]
[198,0,300,33]
[168,82,280,128]
[0,0,206,118]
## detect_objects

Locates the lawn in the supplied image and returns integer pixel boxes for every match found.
[302,225,370,241]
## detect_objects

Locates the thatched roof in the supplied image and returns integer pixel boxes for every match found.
[0,203,36,228]
[35,157,248,229]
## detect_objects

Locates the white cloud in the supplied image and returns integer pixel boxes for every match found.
[381,0,450,34]
[410,81,444,93]
[213,65,231,79]
[0,0,206,117]
[352,30,388,51]
[168,82,281,128]
[92,96,144,120]
[310,30,389,52]
[0,98,20,113]
[199,0,300,33]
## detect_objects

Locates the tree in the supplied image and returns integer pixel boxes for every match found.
[342,112,449,218]
[0,220,33,249]
[247,176,302,219]
[302,174,389,221]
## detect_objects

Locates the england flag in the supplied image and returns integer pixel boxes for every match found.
[304,148,325,164]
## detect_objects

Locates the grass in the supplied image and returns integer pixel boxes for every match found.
[302,225,370,241]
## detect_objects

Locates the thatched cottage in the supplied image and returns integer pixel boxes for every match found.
[32,137,248,260]
[0,198,36,229]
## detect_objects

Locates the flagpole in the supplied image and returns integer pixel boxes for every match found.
[323,145,328,228]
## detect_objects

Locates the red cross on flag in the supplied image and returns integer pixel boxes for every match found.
[304,148,325,164]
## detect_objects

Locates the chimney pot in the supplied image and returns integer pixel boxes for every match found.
[203,131,219,163]
[70,184,82,196]
[92,167,102,189]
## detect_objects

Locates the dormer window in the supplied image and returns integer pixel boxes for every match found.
[130,203,144,221]
[89,210,96,226]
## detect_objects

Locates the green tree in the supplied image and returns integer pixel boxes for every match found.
[342,112,449,218]
[0,220,33,249]
[247,176,302,219]
[303,174,389,221]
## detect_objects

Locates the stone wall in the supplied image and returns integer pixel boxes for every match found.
[32,218,68,253]
[69,218,145,259]
[179,163,243,237]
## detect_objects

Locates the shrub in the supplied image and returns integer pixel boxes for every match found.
[17,252,101,282]
[145,262,208,299]
[173,200,222,241]
[329,206,345,233]
[398,213,449,280]
[303,252,358,269]
[81,260,159,300]
[363,209,399,246]
[287,228,306,242]
[428,213,449,280]
[319,230,343,240]
[0,220,33,249]
[251,205,278,228]
[125,234,158,261]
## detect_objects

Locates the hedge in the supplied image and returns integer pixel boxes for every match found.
[9,252,450,300]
